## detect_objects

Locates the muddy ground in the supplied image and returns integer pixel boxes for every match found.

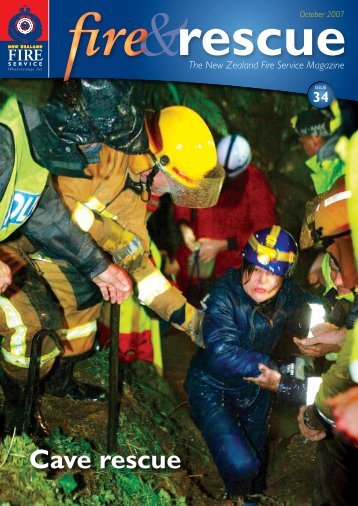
[0,328,316,506]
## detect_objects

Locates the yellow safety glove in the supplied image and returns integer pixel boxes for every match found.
[171,303,205,348]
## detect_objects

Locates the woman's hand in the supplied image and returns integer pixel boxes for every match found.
[244,363,281,391]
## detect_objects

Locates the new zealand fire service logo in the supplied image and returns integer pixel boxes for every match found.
[8,6,42,44]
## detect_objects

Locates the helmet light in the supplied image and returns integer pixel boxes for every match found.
[257,254,270,265]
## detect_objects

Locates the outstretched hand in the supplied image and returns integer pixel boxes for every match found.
[293,323,345,357]
[244,363,281,391]
[92,264,133,303]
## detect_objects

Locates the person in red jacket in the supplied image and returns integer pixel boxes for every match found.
[173,134,276,294]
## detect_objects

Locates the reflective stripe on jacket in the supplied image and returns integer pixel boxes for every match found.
[0,97,48,240]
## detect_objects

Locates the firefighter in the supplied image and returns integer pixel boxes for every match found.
[292,100,345,292]
[8,83,224,394]
[0,80,149,434]
[299,178,358,506]
[49,103,225,359]
[1,80,223,426]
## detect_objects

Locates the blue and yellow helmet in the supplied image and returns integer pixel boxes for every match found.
[242,226,298,277]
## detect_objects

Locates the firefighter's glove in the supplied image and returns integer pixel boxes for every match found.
[171,303,205,348]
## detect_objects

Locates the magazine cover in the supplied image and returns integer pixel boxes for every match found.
[0,1,357,504]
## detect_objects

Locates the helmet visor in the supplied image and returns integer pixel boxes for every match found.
[165,164,225,208]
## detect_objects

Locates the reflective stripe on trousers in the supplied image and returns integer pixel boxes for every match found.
[59,320,97,341]
[0,294,60,368]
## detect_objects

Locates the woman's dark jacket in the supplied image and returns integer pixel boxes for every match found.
[188,268,322,394]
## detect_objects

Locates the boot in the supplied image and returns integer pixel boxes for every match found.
[0,370,49,438]
[44,357,108,402]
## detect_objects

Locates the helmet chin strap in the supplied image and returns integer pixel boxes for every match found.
[142,152,160,202]
[313,228,351,250]
[124,151,160,202]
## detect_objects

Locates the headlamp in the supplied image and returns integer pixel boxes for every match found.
[257,254,271,266]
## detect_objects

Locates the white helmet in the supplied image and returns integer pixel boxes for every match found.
[217,134,252,178]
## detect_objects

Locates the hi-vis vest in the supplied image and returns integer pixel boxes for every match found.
[306,140,346,295]
[306,144,345,195]
[0,97,49,241]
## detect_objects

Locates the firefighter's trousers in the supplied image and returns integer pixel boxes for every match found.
[0,238,101,382]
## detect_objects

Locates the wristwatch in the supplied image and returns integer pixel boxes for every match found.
[303,407,320,431]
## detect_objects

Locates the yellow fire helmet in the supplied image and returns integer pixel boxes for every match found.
[131,106,225,208]
[301,176,357,290]
[301,176,351,249]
